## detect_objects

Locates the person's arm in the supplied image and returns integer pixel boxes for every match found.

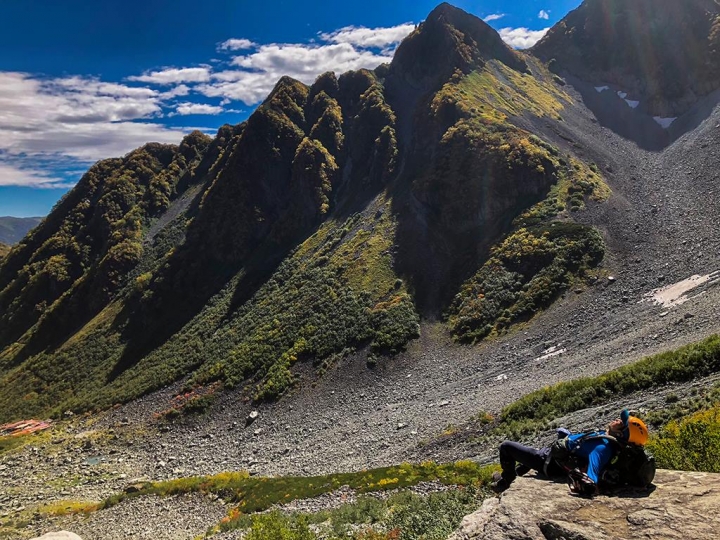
[586,441,614,484]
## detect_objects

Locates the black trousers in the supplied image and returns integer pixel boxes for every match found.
[499,440,563,481]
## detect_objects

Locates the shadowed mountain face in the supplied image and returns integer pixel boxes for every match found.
[0,216,42,245]
[533,0,720,117]
[11,1,709,422]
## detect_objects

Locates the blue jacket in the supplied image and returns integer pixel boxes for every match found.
[566,431,617,483]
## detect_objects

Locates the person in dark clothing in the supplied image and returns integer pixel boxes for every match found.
[491,409,649,495]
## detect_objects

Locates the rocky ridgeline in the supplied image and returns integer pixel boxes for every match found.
[448,470,720,540]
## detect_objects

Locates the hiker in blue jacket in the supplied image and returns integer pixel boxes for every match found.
[491,409,649,495]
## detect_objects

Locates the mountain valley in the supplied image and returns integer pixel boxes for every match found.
[3,2,720,539]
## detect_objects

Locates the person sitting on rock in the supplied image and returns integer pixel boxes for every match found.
[490,409,649,495]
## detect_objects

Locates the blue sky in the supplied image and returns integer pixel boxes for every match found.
[0,0,582,217]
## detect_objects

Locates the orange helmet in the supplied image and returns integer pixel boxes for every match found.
[626,416,649,446]
[620,409,649,445]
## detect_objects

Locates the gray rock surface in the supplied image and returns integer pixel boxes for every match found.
[448,469,720,540]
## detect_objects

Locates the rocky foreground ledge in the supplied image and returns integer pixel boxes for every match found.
[448,469,720,540]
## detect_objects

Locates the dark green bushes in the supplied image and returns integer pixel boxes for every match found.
[448,223,604,342]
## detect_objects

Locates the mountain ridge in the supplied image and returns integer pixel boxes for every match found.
[533,0,720,117]
[0,216,42,245]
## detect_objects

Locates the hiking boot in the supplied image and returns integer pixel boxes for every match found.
[515,464,531,477]
[490,472,512,493]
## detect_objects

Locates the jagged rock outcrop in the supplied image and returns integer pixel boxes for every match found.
[391,2,526,90]
[448,469,720,540]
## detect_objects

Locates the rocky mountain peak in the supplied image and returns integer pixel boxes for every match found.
[390,3,526,89]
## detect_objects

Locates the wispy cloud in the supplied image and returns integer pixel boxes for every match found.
[0,161,70,189]
[538,10,550,20]
[498,27,550,49]
[319,23,414,49]
[483,14,505,22]
[128,67,212,85]
[0,72,199,187]
[172,102,224,116]
[199,23,413,105]
[218,38,257,51]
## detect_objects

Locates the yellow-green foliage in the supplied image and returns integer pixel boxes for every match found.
[448,222,604,342]
[434,59,609,341]
[326,199,398,298]
[496,335,720,437]
[38,500,99,516]
[0,428,51,456]
[0,135,209,353]
[244,513,314,540]
[516,155,610,225]
[647,403,720,472]
[97,461,495,537]
[309,91,344,158]
[443,59,571,124]
[0,242,11,259]
[292,138,338,217]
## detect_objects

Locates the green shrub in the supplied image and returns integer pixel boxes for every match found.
[448,223,604,342]
[385,488,479,540]
[495,335,720,436]
[245,512,314,540]
[647,404,720,472]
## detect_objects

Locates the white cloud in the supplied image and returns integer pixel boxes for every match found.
[0,72,202,187]
[319,23,414,48]
[218,38,257,51]
[161,84,191,98]
[538,10,550,20]
[0,21,418,188]
[0,161,71,189]
[173,102,224,116]
[199,42,393,104]
[483,14,506,22]
[128,67,211,85]
[498,27,550,49]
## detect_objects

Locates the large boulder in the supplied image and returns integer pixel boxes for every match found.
[448,469,720,540]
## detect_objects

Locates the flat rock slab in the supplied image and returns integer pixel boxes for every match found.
[30,533,83,540]
[448,469,720,540]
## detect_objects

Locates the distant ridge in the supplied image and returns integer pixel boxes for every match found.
[0,216,42,245]
[532,0,720,116]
